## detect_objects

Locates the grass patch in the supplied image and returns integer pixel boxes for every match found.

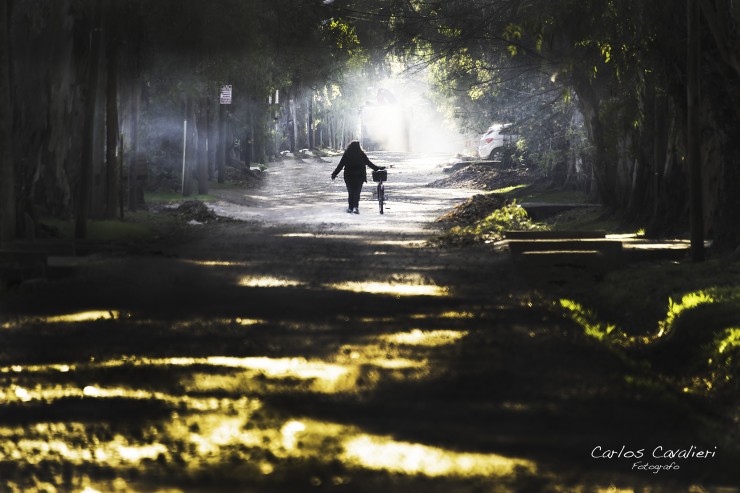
[593,258,740,331]
[40,211,177,242]
[546,207,624,232]
[500,183,587,204]
[42,218,151,241]
[554,256,740,399]
[490,184,528,194]
[145,191,218,203]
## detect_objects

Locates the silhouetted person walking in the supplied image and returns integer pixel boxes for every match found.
[331,141,384,214]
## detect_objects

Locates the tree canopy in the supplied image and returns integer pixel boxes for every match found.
[1,0,739,250]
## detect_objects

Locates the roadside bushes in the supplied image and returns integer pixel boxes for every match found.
[434,198,544,246]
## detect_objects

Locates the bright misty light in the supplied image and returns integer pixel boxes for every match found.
[359,73,466,154]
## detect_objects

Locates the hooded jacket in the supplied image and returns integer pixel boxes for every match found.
[332,141,381,183]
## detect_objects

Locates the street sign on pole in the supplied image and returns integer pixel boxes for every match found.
[220,85,232,105]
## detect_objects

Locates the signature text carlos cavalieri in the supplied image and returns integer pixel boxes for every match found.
[591,445,718,474]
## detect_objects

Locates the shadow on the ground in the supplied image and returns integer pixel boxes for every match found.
[1,223,737,492]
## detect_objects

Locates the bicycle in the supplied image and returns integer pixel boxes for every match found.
[372,169,387,214]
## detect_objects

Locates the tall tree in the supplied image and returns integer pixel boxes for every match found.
[104,0,120,218]
[76,0,104,239]
[687,0,704,261]
[0,0,14,245]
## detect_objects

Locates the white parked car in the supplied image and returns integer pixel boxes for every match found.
[478,123,518,160]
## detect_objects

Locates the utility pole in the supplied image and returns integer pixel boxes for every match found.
[687,0,705,262]
[218,84,231,183]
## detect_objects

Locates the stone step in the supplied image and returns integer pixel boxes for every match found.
[507,239,623,256]
[505,230,606,240]
[512,250,621,282]
[0,250,48,285]
[622,241,691,262]
[13,239,77,256]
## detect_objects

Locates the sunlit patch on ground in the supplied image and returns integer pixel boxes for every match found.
[1,363,72,374]
[1,382,215,406]
[2,310,121,328]
[410,310,476,320]
[183,259,249,267]
[4,436,168,465]
[593,488,635,493]
[238,276,305,288]
[366,239,424,247]
[380,329,468,347]
[328,280,447,297]
[343,434,536,477]
[278,232,316,238]
[167,355,350,383]
[3,299,714,492]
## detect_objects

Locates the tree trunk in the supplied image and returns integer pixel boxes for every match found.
[90,50,107,220]
[76,0,103,239]
[182,96,196,197]
[687,0,705,261]
[290,97,297,152]
[329,113,335,150]
[121,2,143,213]
[308,92,314,149]
[0,0,15,245]
[127,78,141,211]
[196,97,209,195]
[105,1,120,219]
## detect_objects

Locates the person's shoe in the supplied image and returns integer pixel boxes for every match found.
[352,207,360,214]
[346,207,353,213]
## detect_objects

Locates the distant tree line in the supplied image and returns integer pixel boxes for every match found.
[0,0,374,241]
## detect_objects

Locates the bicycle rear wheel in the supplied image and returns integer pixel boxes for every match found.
[377,182,384,214]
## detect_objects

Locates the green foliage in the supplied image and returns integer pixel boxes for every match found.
[555,258,740,399]
[436,201,545,246]
[559,299,617,341]
[472,201,542,238]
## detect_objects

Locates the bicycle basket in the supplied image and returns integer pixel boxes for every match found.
[372,169,387,182]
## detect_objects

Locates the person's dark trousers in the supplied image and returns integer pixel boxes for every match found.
[344,176,364,209]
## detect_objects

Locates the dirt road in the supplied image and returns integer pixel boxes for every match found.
[0,153,736,492]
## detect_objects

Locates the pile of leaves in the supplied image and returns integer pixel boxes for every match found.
[167,200,229,223]
[225,166,265,188]
[427,163,540,190]
[436,193,506,227]
[433,200,545,246]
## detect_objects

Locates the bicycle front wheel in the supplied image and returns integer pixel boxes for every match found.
[377,182,384,214]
